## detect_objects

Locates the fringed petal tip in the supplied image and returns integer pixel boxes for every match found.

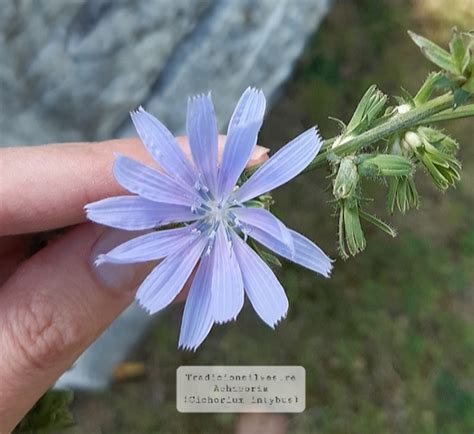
[130,105,146,115]
[178,342,201,352]
[322,252,336,278]
[269,311,288,330]
[188,91,212,103]
[83,204,94,221]
[137,297,154,315]
[94,254,107,267]
[214,315,239,326]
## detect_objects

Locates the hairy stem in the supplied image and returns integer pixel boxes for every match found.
[304,92,454,171]
[243,92,470,179]
[417,103,474,124]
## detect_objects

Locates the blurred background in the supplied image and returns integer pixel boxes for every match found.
[2,0,473,433]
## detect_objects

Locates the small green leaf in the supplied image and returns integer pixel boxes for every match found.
[449,27,466,69]
[414,72,442,105]
[408,30,459,74]
[461,47,471,75]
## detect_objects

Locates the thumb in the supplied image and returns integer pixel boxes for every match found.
[0,223,153,432]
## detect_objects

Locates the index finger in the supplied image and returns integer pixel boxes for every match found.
[0,137,269,236]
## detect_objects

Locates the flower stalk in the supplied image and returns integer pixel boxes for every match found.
[243,28,474,258]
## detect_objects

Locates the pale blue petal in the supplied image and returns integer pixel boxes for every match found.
[85,196,197,230]
[233,127,322,203]
[136,236,207,314]
[231,233,288,328]
[96,225,199,265]
[210,225,244,324]
[113,155,199,206]
[218,87,266,197]
[243,226,332,278]
[186,93,218,193]
[131,107,196,185]
[289,230,333,277]
[231,207,294,255]
[178,254,214,351]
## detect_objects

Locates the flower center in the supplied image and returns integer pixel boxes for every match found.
[204,199,229,226]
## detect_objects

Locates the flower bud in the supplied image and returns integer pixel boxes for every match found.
[359,154,414,177]
[333,157,359,200]
[418,126,459,153]
[388,176,420,214]
[402,130,423,152]
[338,198,366,260]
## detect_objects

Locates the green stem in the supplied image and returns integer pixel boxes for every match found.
[416,104,474,124]
[304,92,454,171]
[243,92,470,179]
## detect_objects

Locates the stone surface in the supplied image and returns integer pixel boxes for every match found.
[1,0,330,389]
[1,0,329,146]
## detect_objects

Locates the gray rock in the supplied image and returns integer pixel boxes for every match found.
[1,0,330,389]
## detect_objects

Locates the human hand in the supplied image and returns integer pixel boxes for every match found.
[0,137,268,432]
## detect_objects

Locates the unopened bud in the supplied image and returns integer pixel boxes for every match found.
[333,157,359,200]
[359,154,414,177]
[402,131,423,152]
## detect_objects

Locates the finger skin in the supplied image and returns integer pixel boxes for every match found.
[0,137,269,430]
[0,224,135,432]
[0,137,269,236]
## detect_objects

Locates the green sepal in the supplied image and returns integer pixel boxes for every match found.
[387,176,420,215]
[358,154,414,177]
[338,199,366,260]
[449,27,466,70]
[333,157,359,200]
[417,142,462,191]
[359,209,397,238]
[247,238,282,268]
[346,85,387,135]
[418,126,459,153]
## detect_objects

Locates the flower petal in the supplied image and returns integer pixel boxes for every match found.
[244,226,332,278]
[186,93,219,194]
[231,233,288,328]
[113,155,198,206]
[85,196,198,230]
[231,207,294,255]
[96,225,199,265]
[136,236,207,314]
[233,127,322,203]
[131,107,196,186]
[178,254,214,351]
[218,87,266,197]
[210,225,244,324]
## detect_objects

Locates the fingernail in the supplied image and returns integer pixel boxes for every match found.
[89,228,155,292]
[254,145,270,159]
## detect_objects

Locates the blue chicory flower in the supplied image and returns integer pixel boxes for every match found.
[85,87,332,350]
